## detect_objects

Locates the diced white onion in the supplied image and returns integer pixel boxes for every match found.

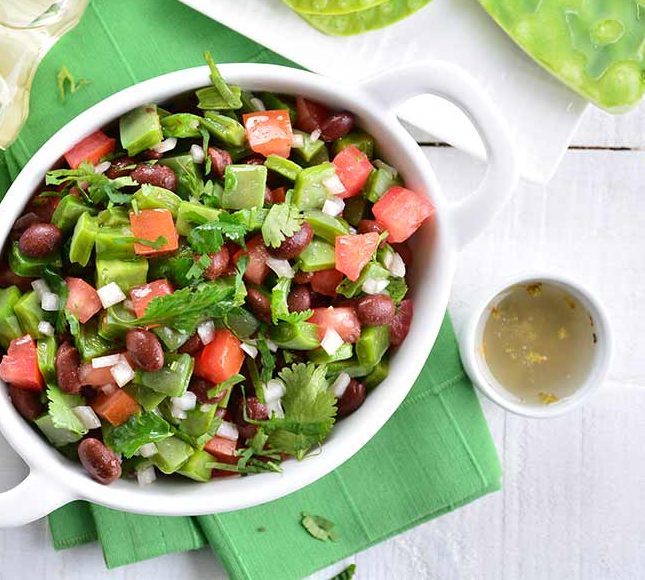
[291,134,304,148]
[72,406,101,430]
[321,328,344,356]
[37,321,55,337]
[266,399,285,419]
[151,137,177,154]
[136,465,157,486]
[197,320,215,345]
[91,353,123,368]
[266,257,294,279]
[100,383,118,396]
[190,144,205,164]
[138,443,158,458]
[331,372,351,398]
[250,97,266,111]
[171,405,187,420]
[362,278,390,295]
[110,360,135,387]
[386,252,406,278]
[171,391,197,411]
[265,338,278,353]
[97,282,126,308]
[310,128,321,142]
[263,379,286,403]
[31,279,50,298]
[41,292,60,312]
[322,196,345,217]
[200,404,213,413]
[348,226,357,235]
[373,159,397,177]
[241,342,258,358]
[94,161,112,175]
[216,420,239,441]
[322,174,346,196]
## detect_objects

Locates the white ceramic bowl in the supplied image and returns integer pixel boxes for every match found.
[0,62,518,526]
[459,273,613,418]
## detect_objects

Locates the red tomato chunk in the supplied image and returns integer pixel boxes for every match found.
[64,130,116,169]
[243,110,293,158]
[0,335,43,391]
[130,279,174,318]
[310,307,361,343]
[195,329,245,385]
[335,232,380,281]
[66,277,102,323]
[372,186,434,243]
[129,209,179,256]
[205,435,238,464]
[332,145,373,199]
[92,389,141,426]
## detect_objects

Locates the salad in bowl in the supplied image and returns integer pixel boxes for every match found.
[0,55,433,487]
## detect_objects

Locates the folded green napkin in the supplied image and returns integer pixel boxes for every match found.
[1,0,501,577]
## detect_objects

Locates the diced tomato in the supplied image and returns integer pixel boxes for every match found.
[271,187,286,204]
[310,269,344,297]
[129,209,179,255]
[389,298,413,347]
[91,389,140,426]
[233,235,270,285]
[194,329,244,384]
[64,130,116,169]
[309,307,361,343]
[295,96,330,133]
[0,335,43,391]
[79,363,115,386]
[332,145,373,199]
[130,279,174,318]
[372,186,435,243]
[205,435,238,464]
[335,232,380,282]
[243,110,293,158]
[211,469,239,478]
[66,277,102,323]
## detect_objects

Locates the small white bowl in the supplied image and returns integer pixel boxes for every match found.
[459,273,613,418]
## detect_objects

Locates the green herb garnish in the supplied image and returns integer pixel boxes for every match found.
[46,162,136,204]
[261,198,303,248]
[270,277,313,324]
[300,512,337,542]
[57,65,90,102]
[103,412,173,458]
[47,386,88,436]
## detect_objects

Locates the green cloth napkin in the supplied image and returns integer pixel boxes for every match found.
[1,0,502,577]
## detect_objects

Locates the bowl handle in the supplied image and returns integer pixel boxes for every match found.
[0,467,73,527]
[359,62,519,250]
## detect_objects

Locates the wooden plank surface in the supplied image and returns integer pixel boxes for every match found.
[1,115,644,579]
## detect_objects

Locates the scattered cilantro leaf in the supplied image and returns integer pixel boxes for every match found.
[233,207,268,232]
[186,254,211,281]
[337,262,389,299]
[103,412,172,458]
[47,386,88,436]
[200,126,212,174]
[57,65,90,102]
[331,564,356,580]
[270,277,313,324]
[188,213,249,254]
[64,310,81,339]
[46,162,136,204]
[301,513,337,542]
[130,235,168,250]
[43,267,69,334]
[261,200,303,248]
[127,281,241,333]
[233,254,248,304]
[205,459,282,474]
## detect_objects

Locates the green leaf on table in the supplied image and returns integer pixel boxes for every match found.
[300,512,337,542]
[57,65,90,102]
[330,564,357,580]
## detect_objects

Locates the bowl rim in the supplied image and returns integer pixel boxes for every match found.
[0,63,456,515]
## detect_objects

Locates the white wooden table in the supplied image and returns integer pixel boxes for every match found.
[1,103,644,580]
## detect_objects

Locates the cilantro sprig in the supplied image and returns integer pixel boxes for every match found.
[46,162,136,204]
[261,196,303,248]
[270,278,313,324]
[300,513,337,542]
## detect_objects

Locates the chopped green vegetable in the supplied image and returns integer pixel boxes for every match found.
[331,564,357,580]
[104,412,173,458]
[300,512,337,542]
[56,65,90,102]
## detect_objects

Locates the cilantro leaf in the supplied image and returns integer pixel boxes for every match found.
[57,65,90,102]
[301,513,337,542]
[206,373,245,400]
[261,200,303,248]
[270,277,313,324]
[233,255,248,304]
[331,565,357,580]
[337,262,389,299]
[46,162,136,204]
[188,213,249,255]
[204,51,242,109]
[186,254,211,281]
[103,412,172,458]
[257,336,276,385]
[47,386,88,436]
[128,281,242,333]
[386,276,408,304]
[200,126,212,175]
[263,363,336,459]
